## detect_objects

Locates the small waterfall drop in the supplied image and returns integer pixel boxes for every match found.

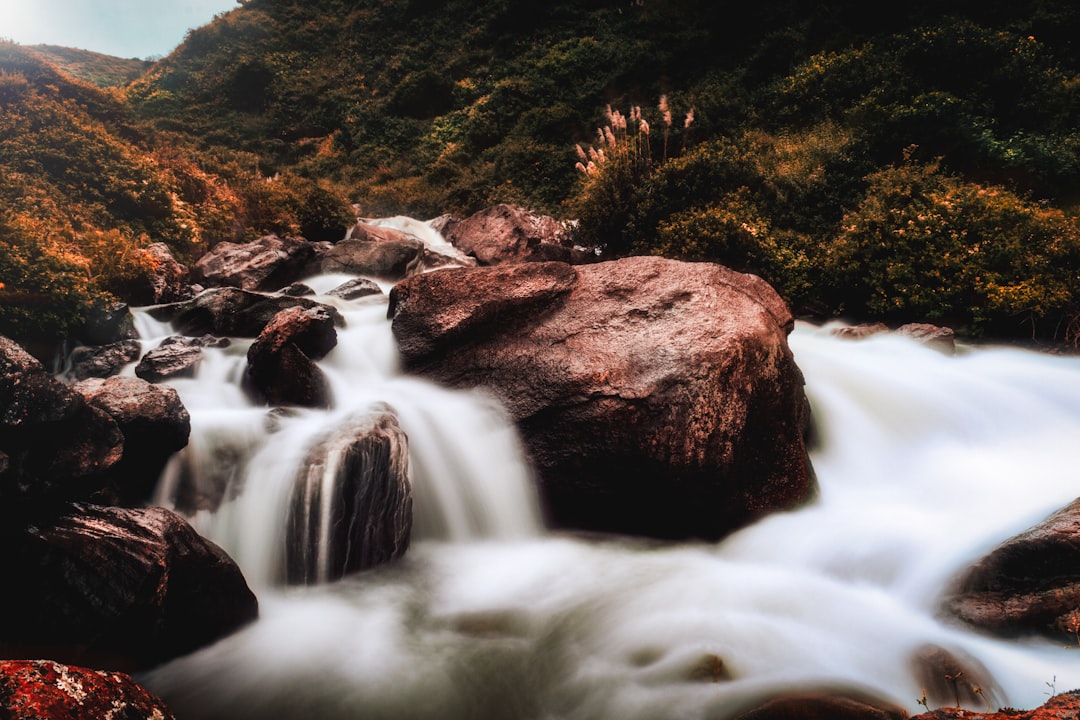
[139,238,1080,719]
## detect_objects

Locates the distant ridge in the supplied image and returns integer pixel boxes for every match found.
[28,44,152,87]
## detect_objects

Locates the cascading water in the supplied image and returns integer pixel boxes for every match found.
[135,226,1080,719]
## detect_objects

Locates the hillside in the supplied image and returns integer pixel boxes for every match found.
[26,45,152,88]
[122,0,1080,342]
[0,41,352,350]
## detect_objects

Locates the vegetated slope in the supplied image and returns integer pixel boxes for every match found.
[27,45,152,87]
[0,41,352,349]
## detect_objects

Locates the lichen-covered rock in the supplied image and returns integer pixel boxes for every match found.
[390,257,813,540]
[74,376,191,504]
[0,336,122,515]
[912,690,1080,720]
[0,503,258,671]
[0,660,176,720]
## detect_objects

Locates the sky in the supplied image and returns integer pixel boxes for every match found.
[2,0,240,59]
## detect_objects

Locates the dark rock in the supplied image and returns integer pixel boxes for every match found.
[148,287,344,338]
[286,409,411,583]
[278,282,316,297]
[193,234,325,291]
[327,278,383,301]
[245,306,337,408]
[66,340,142,381]
[142,242,194,304]
[731,691,907,720]
[444,203,593,265]
[74,301,138,347]
[944,497,1080,641]
[0,660,177,719]
[74,376,191,505]
[0,336,123,516]
[134,335,228,383]
[315,238,425,280]
[898,323,956,354]
[0,504,258,672]
[389,257,814,540]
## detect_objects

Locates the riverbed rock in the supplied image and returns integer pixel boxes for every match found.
[327,278,383,301]
[731,691,907,720]
[0,503,258,671]
[911,690,1080,719]
[897,323,956,354]
[74,301,138,347]
[389,257,814,540]
[74,376,191,504]
[134,335,230,383]
[286,409,411,584]
[0,336,123,516]
[443,203,593,265]
[0,660,177,719]
[67,339,142,380]
[193,234,325,291]
[245,306,338,408]
[944,497,1080,642]
[314,237,425,280]
[148,287,344,338]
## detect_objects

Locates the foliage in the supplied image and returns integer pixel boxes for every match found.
[826,155,1080,340]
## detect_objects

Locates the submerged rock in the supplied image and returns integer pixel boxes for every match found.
[0,504,258,671]
[286,409,411,583]
[0,660,177,719]
[731,690,907,720]
[389,257,814,540]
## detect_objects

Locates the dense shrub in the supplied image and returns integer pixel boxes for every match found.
[826,156,1080,340]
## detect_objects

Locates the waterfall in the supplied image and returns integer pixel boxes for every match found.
[138,243,1080,718]
[147,272,543,589]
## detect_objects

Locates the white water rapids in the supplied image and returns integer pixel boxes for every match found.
[131,245,1080,719]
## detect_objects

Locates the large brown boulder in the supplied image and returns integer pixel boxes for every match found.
[74,376,191,504]
[193,234,325,291]
[443,203,593,265]
[731,691,907,720]
[0,504,258,672]
[389,257,814,540]
[0,336,123,516]
[944,497,1080,641]
[286,409,411,584]
[142,242,194,304]
[245,306,338,408]
[0,660,176,719]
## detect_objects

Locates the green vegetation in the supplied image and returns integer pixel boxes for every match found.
[26,45,152,87]
[5,1,1080,346]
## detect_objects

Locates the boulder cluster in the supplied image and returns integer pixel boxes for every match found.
[3,203,1079,717]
